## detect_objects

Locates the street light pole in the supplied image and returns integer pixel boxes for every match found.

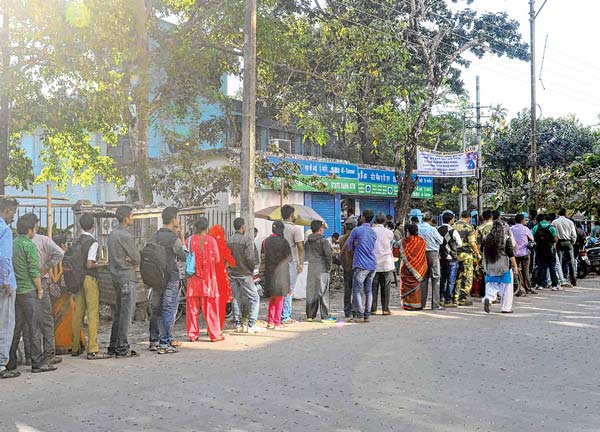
[241,0,257,236]
[476,76,482,223]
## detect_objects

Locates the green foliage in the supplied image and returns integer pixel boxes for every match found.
[483,110,599,211]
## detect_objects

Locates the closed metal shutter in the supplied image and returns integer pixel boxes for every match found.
[310,193,336,237]
[359,197,392,221]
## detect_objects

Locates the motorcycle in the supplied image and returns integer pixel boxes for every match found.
[584,237,600,276]
[577,250,590,279]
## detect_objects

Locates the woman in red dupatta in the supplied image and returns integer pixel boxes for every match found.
[399,224,428,310]
[208,225,236,331]
[186,217,224,342]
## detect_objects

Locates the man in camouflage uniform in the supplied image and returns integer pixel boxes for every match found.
[453,211,481,306]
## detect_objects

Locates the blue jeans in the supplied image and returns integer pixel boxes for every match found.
[352,268,375,318]
[148,278,180,348]
[0,292,15,369]
[536,253,559,288]
[109,276,136,356]
[440,261,459,303]
[230,275,260,327]
[282,261,299,321]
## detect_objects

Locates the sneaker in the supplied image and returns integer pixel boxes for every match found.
[148,342,158,352]
[561,282,571,288]
[557,285,564,291]
[484,298,490,313]
[32,364,57,373]
[157,346,179,355]
[307,318,314,322]
[281,318,296,325]
[247,326,266,334]
[322,317,338,323]
[551,286,559,291]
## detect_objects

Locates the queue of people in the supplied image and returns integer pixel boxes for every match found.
[0,196,587,379]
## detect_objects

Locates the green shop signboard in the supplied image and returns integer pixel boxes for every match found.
[265,156,433,198]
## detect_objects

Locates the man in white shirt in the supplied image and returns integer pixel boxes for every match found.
[553,208,577,287]
[371,213,395,315]
[281,205,305,324]
[72,214,112,359]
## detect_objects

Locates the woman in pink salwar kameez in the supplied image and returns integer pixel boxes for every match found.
[186,217,224,342]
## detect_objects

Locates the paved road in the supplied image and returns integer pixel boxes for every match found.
[2,276,600,432]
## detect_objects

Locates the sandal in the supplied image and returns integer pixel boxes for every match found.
[115,350,140,359]
[210,336,226,342]
[157,346,179,354]
[0,369,20,379]
[87,352,114,360]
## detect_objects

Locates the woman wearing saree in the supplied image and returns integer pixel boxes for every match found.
[399,224,428,310]
[208,225,236,331]
[186,217,224,342]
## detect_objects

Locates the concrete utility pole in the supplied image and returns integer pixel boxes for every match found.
[0,12,10,196]
[476,76,482,223]
[460,112,468,215]
[240,0,257,236]
[529,0,538,189]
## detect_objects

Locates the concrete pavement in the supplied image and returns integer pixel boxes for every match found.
[2,277,600,432]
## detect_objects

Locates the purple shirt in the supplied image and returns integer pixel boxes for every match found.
[510,223,533,258]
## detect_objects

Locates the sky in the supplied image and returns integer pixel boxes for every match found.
[228,0,600,126]
[461,0,599,126]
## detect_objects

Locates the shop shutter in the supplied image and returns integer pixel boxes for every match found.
[310,193,336,237]
[360,198,392,221]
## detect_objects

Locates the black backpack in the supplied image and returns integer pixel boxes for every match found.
[534,225,554,256]
[140,242,168,290]
[63,235,96,294]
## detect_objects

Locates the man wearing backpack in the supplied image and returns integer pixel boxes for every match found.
[532,214,559,290]
[70,213,112,359]
[107,206,141,358]
[147,207,187,354]
[438,212,462,308]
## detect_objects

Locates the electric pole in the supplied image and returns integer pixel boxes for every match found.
[529,0,538,193]
[460,112,467,215]
[241,0,257,236]
[476,76,482,223]
[0,11,10,196]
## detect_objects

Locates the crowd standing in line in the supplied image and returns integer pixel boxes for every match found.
[0,196,590,378]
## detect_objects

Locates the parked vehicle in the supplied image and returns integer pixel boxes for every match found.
[577,250,590,279]
[578,237,600,274]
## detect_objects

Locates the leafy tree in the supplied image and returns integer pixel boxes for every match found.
[0,0,124,194]
[258,0,527,221]
[483,110,598,207]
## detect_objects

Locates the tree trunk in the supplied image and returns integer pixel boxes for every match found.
[131,0,152,205]
[394,136,418,224]
[358,122,375,164]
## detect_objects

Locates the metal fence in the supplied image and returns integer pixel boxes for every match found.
[15,205,74,234]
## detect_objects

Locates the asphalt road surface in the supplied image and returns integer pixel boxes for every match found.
[2,276,600,432]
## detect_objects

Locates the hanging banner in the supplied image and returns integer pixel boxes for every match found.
[417,147,478,177]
